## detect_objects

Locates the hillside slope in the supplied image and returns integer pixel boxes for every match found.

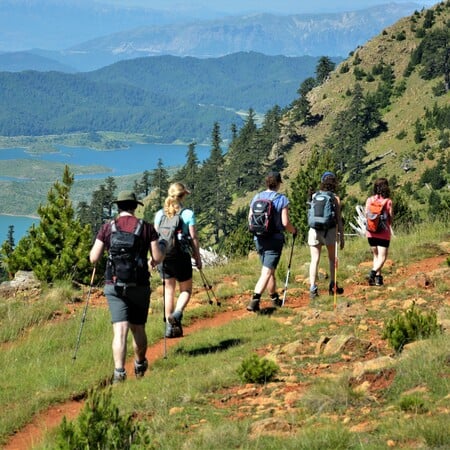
[279,2,449,205]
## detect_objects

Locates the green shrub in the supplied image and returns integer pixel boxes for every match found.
[52,388,150,449]
[398,394,429,413]
[237,354,279,384]
[382,303,442,352]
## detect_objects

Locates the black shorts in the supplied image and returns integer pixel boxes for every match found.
[368,237,390,248]
[158,252,192,282]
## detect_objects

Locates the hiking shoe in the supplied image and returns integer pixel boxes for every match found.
[165,322,174,338]
[368,270,376,286]
[246,298,260,312]
[113,368,127,384]
[271,294,283,308]
[168,311,183,338]
[329,282,344,296]
[375,275,384,286]
[309,286,319,300]
[134,358,148,378]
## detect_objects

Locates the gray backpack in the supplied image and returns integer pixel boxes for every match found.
[158,210,191,258]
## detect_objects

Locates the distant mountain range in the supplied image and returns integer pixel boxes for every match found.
[0,3,427,72]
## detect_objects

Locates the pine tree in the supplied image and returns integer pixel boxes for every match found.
[4,166,92,283]
[196,122,230,244]
[144,159,170,221]
[172,142,200,212]
[315,56,335,84]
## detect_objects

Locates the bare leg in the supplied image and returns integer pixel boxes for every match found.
[112,321,129,369]
[129,323,147,362]
[254,265,275,295]
[175,278,193,312]
[326,244,336,283]
[309,245,322,288]
[373,246,389,274]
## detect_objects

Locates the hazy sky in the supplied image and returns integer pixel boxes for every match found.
[97,0,438,15]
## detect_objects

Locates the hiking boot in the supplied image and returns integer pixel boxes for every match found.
[134,358,148,378]
[113,368,127,384]
[375,275,384,286]
[165,322,174,338]
[246,298,260,312]
[309,286,319,300]
[329,281,344,296]
[168,311,183,338]
[271,293,282,308]
[368,270,376,286]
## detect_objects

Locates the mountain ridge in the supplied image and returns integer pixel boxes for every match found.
[0,3,426,71]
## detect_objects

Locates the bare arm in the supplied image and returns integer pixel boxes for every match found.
[150,239,166,266]
[89,239,104,264]
[281,206,297,235]
[189,224,202,269]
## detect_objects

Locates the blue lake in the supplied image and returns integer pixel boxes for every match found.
[0,215,39,242]
[0,142,212,241]
[0,142,211,179]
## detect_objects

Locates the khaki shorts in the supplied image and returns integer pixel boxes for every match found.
[308,227,338,247]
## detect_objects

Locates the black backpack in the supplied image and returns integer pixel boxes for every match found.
[249,192,280,237]
[157,210,191,258]
[108,219,144,287]
[307,191,336,231]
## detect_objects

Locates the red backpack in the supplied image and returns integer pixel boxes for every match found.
[366,197,388,233]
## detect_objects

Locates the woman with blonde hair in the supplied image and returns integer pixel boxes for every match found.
[154,182,202,338]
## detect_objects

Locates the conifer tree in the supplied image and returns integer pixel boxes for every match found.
[172,142,200,212]
[0,225,14,280]
[196,122,229,244]
[315,56,336,84]
[5,166,92,283]
[144,159,170,221]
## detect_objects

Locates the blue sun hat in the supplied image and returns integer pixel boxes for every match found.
[321,171,335,182]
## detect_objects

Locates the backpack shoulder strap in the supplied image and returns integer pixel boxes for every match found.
[111,219,117,233]
[134,219,144,236]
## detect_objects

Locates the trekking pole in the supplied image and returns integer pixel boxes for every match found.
[162,263,167,358]
[199,268,213,305]
[199,268,220,306]
[72,265,96,362]
[281,233,296,307]
[334,231,339,310]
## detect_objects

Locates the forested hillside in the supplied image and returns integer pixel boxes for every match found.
[0,52,331,142]
[281,1,449,240]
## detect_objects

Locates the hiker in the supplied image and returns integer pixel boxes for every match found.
[308,171,345,299]
[365,177,393,286]
[154,182,202,338]
[89,190,166,383]
[246,171,297,312]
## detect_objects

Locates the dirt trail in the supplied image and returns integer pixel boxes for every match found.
[3,254,447,450]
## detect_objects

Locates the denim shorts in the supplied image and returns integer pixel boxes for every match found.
[104,284,151,325]
[255,237,284,270]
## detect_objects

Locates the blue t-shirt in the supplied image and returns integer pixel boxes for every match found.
[250,190,289,239]
[154,208,195,235]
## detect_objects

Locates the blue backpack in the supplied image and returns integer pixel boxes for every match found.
[308,191,336,231]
